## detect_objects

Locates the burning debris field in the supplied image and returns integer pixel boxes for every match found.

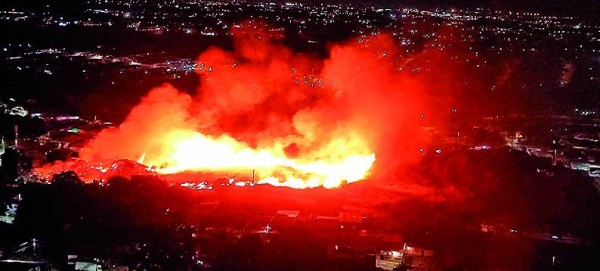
[33,21,431,189]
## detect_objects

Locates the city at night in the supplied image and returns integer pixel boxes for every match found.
[0,0,599,270]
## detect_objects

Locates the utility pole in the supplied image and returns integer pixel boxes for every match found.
[13,125,19,148]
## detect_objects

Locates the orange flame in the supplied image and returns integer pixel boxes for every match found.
[135,129,375,188]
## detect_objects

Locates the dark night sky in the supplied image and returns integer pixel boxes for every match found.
[398,0,598,15]
[1,0,599,17]
[305,0,600,16]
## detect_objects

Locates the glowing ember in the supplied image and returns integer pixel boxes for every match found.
[137,129,376,188]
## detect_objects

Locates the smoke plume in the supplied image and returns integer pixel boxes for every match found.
[47,21,433,187]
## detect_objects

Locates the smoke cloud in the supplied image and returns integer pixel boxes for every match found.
[49,21,434,186]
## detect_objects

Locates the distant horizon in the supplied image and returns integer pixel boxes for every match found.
[1,0,599,17]
[248,0,599,16]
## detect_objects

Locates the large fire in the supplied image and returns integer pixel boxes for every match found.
[137,127,375,188]
[34,21,428,189]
